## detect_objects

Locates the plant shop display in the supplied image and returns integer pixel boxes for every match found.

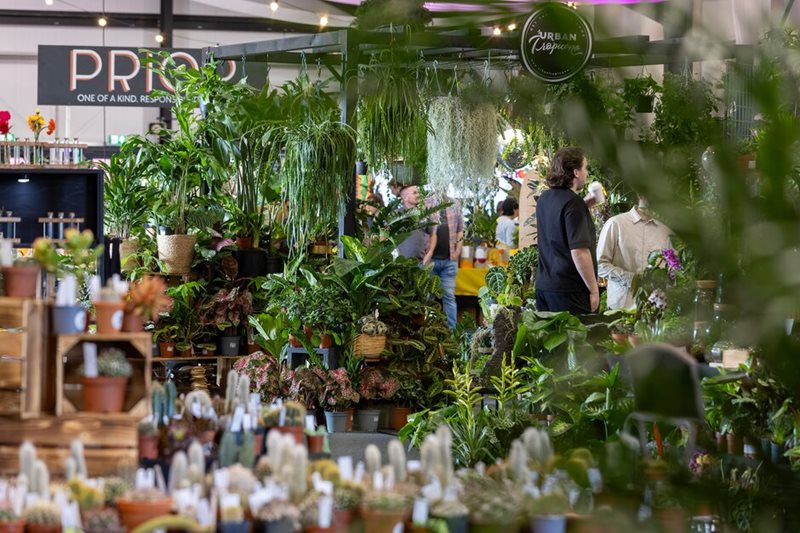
[80,347,132,413]
[201,286,253,355]
[320,368,360,433]
[122,275,172,332]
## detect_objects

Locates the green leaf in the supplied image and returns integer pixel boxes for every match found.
[543,331,568,351]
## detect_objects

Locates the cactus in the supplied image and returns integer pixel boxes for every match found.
[283,401,306,427]
[288,446,308,503]
[70,439,87,479]
[227,464,257,496]
[221,505,244,523]
[165,380,177,419]
[387,439,406,483]
[255,499,299,524]
[18,441,36,490]
[522,427,553,469]
[187,440,205,477]
[83,507,122,532]
[430,498,468,518]
[0,507,18,523]
[23,501,61,525]
[219,431,238,468]
[365,444,381,476]
[184,390,213,416]
[235,375,250,411]
[254,456,272,480]
[239,431,255,469]
[64,456,77,481]
[225,371,239,414]
[68,478,104,512]
[103,476,129,506]
[168,451,188,494]
[151,383,166,426]
[32,459,50,498]
[509,440,529,486]
[309,459,341,487]
[261,407,281,427]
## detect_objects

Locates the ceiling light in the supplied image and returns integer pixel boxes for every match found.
[98,16,107,27]
[320,15,328,27]
[270,1,278,12]
[45,0,54,5]
[18,178,30,183]
[155,33,164,43]
[493,27,501,36]
[508,23,516,31]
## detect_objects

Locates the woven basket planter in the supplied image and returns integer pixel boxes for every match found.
[353,334,386,360]
[157,234,196,275]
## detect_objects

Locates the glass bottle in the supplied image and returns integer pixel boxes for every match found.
[692,279,717,352]
[709,304,735,365]
[22,139,30,164]
[73,138,82,165]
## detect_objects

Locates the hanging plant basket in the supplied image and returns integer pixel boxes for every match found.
[426,96,498,196]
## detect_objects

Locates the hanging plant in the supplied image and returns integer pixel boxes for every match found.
[358,49,429,175]
[426,95,498,196]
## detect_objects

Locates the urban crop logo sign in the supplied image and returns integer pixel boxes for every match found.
[520,3,593,83]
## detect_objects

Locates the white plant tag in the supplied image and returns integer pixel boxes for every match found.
[82,343,98,378]
[353,462,365,484]
[373,471,384,491]
[337,456,353,481]
[305,415,317,432]
[311,472,324,493]
[587,467,602,492]
[278,406,286,427]
[412,498,428,525]
[0,240,12,267]
[406,460,421,472]
[318,480,333,497]
[214,469,229,492]
[231,406,244,432]
[318,495,333,528]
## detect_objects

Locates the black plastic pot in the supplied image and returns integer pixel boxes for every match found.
[266,255,284,274]
[220,336,241,356]
[436,515,468,533]
[51,305,87,334]
[771,441,787,464]
[233,249,269,279]
[220,522,250,533]
[158,225,174,236]
[255,518,293,533]
[635,95,655,113]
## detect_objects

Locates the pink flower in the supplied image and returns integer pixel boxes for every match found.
[0,111,10,122]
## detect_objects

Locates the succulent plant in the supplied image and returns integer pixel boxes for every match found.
[430,498,469,518]
[227,464,257,496]
[103,477,129,506]
[168,451,188,494]
[83,507,123,532]
[363,491,408,512]
[525,491,570,518]
[68,478,104,512]
[298,491,323,528]
[23,501,61,525]
[0,507,18,523]
[18,441,36,491]
[255,499,299,524]
[388,439,406,483]
[283,401,307,427]
[260,406,281,427]
[333,482,363,511]
[221,505,244,523]
[123,487,167,502]
[254,456,272,481]
[358,310,388,335]
[365,444,381,475]
[80,347,133,378]
[288,446,308,504]
[309,459,341,487]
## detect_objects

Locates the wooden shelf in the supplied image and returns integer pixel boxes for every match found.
[152,355,244,362]
[0,298,45,419]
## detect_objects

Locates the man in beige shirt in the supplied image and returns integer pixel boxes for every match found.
[596,199,673,309]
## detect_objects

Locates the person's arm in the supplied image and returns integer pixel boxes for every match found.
[454,206,464,260]
[423,231,437,265]
[571,249,599,312]
[454,231,463,261]
[597,220,635,288]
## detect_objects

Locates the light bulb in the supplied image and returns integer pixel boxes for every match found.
[508,23,516,31]
[320,15,328,27]
[493,27,501,36]
[270,1,278,12]
[45,0,54,5]
[155,33,164,43]
[98,16,107,27]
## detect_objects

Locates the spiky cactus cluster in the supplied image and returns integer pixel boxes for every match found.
[221,505,244,523]
[103,477,128,506]
[0,507,18,523]
[309,460,341,486]
[283,401,306,427]
[23,501,61,525]
[83,507,122,532]
[227,464,257,496]
[219,430,256,469]
[333,482,362,510]
[255,499,299,524]
[522,427,554,470]
[365,444,381,476]
[91,347,133,378]
[151,381,177,426]
[420,426,454,489]
[388,439,407,483]
[64,439,88,481]
[168,451,188,494]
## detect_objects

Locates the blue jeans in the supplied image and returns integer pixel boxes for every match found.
[431,258,458,330]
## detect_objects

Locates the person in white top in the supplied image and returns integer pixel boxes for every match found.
[596,197,673,310]
[495,197,519,249]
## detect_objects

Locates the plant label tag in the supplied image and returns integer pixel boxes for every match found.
[305,414,316,432]
[190,400,202,419]
[318,495,334,528]
[319,480,333,497]
[337,456,353,481]
[242,414,252,432]
[406,460,421,472]
[231,406,244,432]
[311,472,323,493]
[353,462,365,484]
[412,498,429,525]
[214,469,229,491]
[222,493,239,510]
[373,471,384,491]
[278,407,286,427]
[587,468,602,491]
[82,343,98,378]
[111,309,124,330]
[421,482,441,501]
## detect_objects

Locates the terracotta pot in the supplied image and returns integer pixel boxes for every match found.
[303,325,313,341]
[121,310,144,332]
[288,335,302,348]
[727,433,744,456]
[25,525,60,533]
[81,376,128,413]
[177,346,193,357]
[360,507,406,533]
[715,432,725,453]
[117,497,172,531]
[159,342,176,357]
[304,527,333,533]
[332,509,355,533]
[307,434,324,454]
[319,334,333,349]
[1,265,39,298]
[652,507,687,533]
[200,346,216,356]
[94,300,125,334]
[0,519,24,533]
[138,434,159,461]
[346,408,354,432]
[388,407,411,431]
[276,425,305,444]
[611,332,628,345]
[248,343,260,354]
[236,236,253,250]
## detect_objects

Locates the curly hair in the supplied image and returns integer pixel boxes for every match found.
[546,146,586,188]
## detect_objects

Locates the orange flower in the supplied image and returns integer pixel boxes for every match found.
[46,118,55,135]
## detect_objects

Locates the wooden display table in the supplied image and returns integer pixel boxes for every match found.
[0,298,45,418]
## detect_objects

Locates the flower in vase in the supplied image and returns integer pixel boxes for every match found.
[0,110,10,135]
[46,118,56,136]
[27,109,45,139]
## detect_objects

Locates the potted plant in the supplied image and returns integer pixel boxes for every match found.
[354,311,388,360]
[430,500,468,533]
[122,276,172,332]
[307,283,352,349]
[254,499,299,533]
[526,492,570,533]
[154,323,178,357]
[80,347,132,413]
[319,368,360,433]
[0,507,24,533]
[82,508,124,533]
[220,502,249,533]
[137,419,159,461]
[360,491,408,533]
[333,482,362,532]
[387,371,422,431]
[22,502,61,533]
[92,280,127,334]
[116,488,172,531]
[0,251,40,298]
[202,287,254,356]
[277,400,307,444]
[623,74,660,113]
[305,425,328,455]
[357,367,399,432]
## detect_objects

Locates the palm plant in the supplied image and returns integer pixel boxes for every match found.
[100,140,151,239]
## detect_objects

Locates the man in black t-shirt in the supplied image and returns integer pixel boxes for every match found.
[535,146,599,314]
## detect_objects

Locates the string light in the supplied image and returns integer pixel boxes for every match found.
[320,15,328,27]
[98,16,107,27]
[155,33,164,43]
[508,23,516,31]
[493,26,501,36]
[270,1,278,12]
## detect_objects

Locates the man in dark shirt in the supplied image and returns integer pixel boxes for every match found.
[535,146,599,314]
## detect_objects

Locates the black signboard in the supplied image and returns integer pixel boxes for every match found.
[519,4,593,83]
[37,45,259,107]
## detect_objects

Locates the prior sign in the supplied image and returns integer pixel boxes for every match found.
[519,3,593,83]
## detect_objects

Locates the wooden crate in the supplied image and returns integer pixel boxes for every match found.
[53,333,152,417]
[0,297,45,418]
[0,414,137,477]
